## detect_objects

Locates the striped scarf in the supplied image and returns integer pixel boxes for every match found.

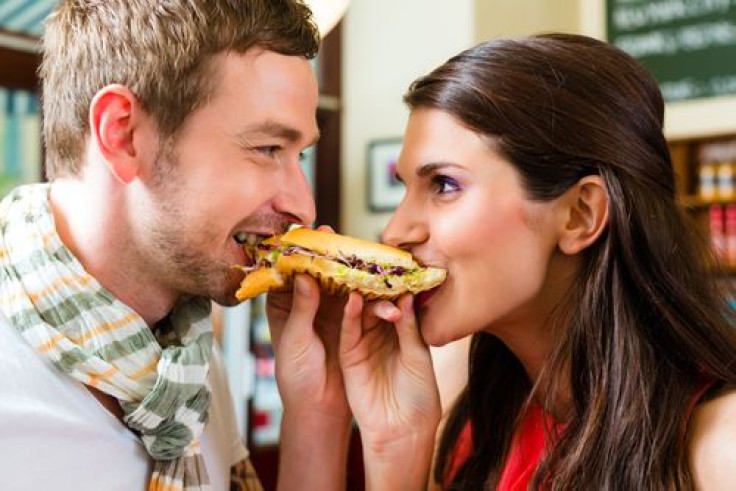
[0,184,214,491]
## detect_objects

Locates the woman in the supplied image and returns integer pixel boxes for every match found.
[337,33,736,489]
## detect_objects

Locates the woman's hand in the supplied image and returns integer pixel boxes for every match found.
[265,224,350,420]
[267,274,353,490]
[340,293,441,489]
[266,273,350,421]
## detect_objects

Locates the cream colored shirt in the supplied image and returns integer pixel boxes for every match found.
[0,312,248,491]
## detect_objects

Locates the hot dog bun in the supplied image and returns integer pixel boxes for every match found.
[235,228,446,301]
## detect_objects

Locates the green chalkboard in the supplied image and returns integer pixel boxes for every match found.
[606,0,736,102]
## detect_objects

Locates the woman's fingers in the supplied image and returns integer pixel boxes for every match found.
[279,274,320,349]
[364,299,401,326]
[393,294,426,358]
[340,292,364,357]
[265,289,291,347]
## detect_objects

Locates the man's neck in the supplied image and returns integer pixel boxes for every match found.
[49,177,176,325]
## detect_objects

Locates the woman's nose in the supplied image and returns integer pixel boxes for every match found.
[382,199,427,249]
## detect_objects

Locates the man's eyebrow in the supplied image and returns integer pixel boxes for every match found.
[236,121,320,146]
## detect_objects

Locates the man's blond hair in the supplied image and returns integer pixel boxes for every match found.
[40,0,320,178]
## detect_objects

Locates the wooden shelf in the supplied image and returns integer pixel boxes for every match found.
[680,196,736,209]
[0,40,40,92]
[671,135,736,275]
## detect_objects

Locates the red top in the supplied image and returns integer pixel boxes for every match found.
[445,405,560,490]
[444,381,716,490]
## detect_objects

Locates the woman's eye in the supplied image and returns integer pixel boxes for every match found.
[430,175,460,195]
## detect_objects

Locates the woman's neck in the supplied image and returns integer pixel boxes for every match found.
[489,317,573,420]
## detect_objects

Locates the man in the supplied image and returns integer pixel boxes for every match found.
[0,1,352,489]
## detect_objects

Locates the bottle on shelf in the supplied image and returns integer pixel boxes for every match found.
[717,160,735,201]
[710,204,726,264]
[699,161,717,201]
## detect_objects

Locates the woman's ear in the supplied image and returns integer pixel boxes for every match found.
[89,84,142,184]
[558,175,609,255]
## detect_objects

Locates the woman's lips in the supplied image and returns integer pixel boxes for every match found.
[415,285,440,309]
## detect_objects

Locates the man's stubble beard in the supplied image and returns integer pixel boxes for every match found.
[142,142,240,306]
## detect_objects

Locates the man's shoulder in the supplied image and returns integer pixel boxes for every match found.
[0,312,153,490]
[0,309,73,406]
[0,309,28,370]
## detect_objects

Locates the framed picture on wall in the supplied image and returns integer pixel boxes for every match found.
[366,138,404,212]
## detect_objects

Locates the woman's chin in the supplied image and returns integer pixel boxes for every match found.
[418,320,455,347]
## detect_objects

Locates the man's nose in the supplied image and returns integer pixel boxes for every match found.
[273,162,316,226]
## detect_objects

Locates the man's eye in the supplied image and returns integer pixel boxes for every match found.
[255,145,281,158]
[431,175,460,195]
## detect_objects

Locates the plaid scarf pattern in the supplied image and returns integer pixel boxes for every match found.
[0,184,214,490]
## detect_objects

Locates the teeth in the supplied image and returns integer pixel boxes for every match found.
[234,232,264,245]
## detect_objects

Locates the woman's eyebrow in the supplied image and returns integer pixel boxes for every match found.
[395,161,457,184]
[416,162,455,177]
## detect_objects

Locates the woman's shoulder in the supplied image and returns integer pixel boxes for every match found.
[688,386,736,489]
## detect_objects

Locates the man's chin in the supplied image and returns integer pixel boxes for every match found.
[199,269,245,307]
[212,295,241,307]
[206,277,244,307]
[207,284,241,307]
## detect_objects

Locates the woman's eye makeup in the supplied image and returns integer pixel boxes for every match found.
[413,162,463,197]
[430,173,461,195]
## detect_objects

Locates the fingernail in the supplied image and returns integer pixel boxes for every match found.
[295,275,309,296]
[401,295,414,310]
[378,302,399,319]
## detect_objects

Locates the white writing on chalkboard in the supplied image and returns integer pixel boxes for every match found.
[607,0,736,101]
[612,0,730,31]
[615,21,736,57]
[661,75,736,100]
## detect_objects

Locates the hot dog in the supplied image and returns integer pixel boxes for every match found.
[235,227,446,301]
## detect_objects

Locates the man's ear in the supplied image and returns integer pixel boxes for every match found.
[89,84,142,184]
[558,175,609,255]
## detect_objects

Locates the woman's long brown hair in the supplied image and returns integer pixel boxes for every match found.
[405,34,736,489]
